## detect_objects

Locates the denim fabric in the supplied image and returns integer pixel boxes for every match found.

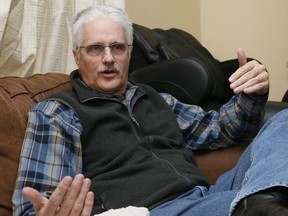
[151,109,288,216]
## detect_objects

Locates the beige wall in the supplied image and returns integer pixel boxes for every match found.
[126,0,288,101]
[126,0,201,40]
[201,0,288,101]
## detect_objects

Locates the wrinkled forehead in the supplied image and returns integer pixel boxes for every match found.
[81,17,127,45]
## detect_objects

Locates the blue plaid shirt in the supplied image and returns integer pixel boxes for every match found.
[12,84,266,215]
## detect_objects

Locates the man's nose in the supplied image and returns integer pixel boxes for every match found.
[102,47,115,62]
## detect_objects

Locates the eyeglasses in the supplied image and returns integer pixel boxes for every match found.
[77,43,132,57]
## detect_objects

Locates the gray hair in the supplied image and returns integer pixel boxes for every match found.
[72,4,133,51]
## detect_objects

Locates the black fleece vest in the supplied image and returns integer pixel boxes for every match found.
[51,70,209,214]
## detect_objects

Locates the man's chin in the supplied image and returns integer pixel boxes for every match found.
[98,84,124,95]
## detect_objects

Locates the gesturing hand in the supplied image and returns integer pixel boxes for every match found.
[229,48,269,95]
[22,174,94,216]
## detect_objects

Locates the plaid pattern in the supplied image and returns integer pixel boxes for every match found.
[12,85,266,215]
[161,92,265,150]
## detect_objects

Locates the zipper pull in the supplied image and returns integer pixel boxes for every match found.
[130,113,140,127]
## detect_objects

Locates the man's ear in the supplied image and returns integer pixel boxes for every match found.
[73,50,80,66]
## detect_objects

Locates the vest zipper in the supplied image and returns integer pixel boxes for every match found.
[129,112,140,127]
[152,152,192,184]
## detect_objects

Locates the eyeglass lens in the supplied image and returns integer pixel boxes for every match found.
[85,43,129,56]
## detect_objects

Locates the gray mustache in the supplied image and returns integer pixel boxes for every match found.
[97,65,120,73]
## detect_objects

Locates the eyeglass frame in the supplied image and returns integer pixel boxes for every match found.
[76,43,133,57]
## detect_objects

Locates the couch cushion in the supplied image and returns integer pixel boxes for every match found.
[0,73,71,215]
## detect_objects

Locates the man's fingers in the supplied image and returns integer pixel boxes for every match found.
[229,59,268,95]
[229,61,253,84]
[80,191,94,216]
[44,176,73,215]
[58,174,89,215]
[237,48,247,67]
[53,175,84,215]
[22,175,93,216]
[229,48,248,83]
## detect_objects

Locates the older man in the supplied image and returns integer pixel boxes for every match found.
[13,4,288,216]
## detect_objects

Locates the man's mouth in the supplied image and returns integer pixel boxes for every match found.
[97,65,120,78]
[101,70,117,78]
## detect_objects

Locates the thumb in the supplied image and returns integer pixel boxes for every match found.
[22,187,47,212]
[237,48,247,67]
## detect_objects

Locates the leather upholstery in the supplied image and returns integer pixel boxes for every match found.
[129,24,288,118]
[129,24,237,111]
[130,58,213,105]
[0,73,71,216]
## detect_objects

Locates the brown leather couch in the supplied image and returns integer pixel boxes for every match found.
[0,73,71,215]
[0,72,256,216]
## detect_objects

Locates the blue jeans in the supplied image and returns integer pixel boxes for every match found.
[150,109,288,216]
